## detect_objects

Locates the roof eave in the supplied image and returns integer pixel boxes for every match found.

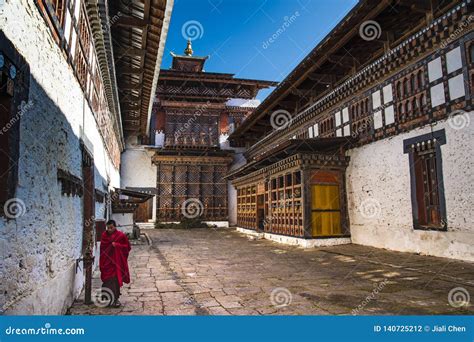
[145,0,174,136]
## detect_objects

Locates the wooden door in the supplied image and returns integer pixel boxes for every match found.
[311,184,342,237]
[136,198,153,222]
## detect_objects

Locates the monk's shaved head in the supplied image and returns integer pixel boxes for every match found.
[106,220,117,233]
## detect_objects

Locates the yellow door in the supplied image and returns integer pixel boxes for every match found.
[311,184,342,237]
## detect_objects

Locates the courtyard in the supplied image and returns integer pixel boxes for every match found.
[68,228,474,316]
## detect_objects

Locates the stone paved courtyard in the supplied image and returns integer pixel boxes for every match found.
[68,228,474,315]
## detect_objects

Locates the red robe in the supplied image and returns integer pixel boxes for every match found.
[99,229,131,286]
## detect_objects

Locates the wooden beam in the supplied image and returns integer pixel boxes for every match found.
[289,88,320,99]
[328,54,360,68]
[121,104,141,111]
[307,72,341,82]
[117,66,143,75]
[115,47,146,57]
[123,120,140,125]
[397,0,431,13]
[119,83,142,91]
[120,95,141,103]
[114,16,150,28]
[278,100,298,111]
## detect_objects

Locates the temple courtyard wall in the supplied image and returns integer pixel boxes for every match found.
[120,143,157,223]
[347,119,474,261]
[0,1,120,314]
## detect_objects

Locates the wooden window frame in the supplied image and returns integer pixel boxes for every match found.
[0,33,30,217]
[403,130,447,231]
[403,78,409,96]
[35,0,66,43]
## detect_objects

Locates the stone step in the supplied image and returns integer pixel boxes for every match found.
[136,222,155,230]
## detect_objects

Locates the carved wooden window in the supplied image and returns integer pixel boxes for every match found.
[75,45,87,89]
[75,6,89,89]
[417,70,424,88]
[78,5,90,61]
[403,78,409,96]
[0,36,29,215]
[319,116,335,136]
[396,82,402,99]
[51,0,65,26]
[404,130,447,231]
[35,0,66,41]
[470,44,474,63]
[420,93,425,106]
[412,98,418,112]
[410,74,416,92]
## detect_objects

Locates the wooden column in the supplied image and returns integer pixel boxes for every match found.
[81,143,95,305]
[301,166,312,238]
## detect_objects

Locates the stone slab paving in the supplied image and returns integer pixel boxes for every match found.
[68,228,474,315]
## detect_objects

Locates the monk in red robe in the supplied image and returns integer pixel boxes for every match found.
[99,220,131,307]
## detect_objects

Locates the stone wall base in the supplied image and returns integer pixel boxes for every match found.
[236,227,352,248]
[4,262,81,315]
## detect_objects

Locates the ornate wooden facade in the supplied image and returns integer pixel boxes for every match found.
[229,0,473,238]
[153,153,233,221]
[229,139,351,237]
[152,42,276,221]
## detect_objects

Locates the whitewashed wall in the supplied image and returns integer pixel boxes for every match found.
[0,1,120,314]
[347,118,474,261]
[228,149,247,226]
[120,144,157,221]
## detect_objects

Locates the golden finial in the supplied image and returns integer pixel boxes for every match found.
[184,39,193,56]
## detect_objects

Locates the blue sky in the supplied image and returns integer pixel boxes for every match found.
[161,0,358,101]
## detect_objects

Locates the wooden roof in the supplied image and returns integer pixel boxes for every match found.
[170,52,209,72]
[156,41,277,103]
[229,0,461,146]
[109,0,173,137]
[156,69,277,102]
[226,137,353,180]
[114,187,154,201]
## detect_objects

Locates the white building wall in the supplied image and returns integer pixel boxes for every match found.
[120,145,157,221]
[347,118,474,261]
[0,1,120,314]
[227,149,247,226]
